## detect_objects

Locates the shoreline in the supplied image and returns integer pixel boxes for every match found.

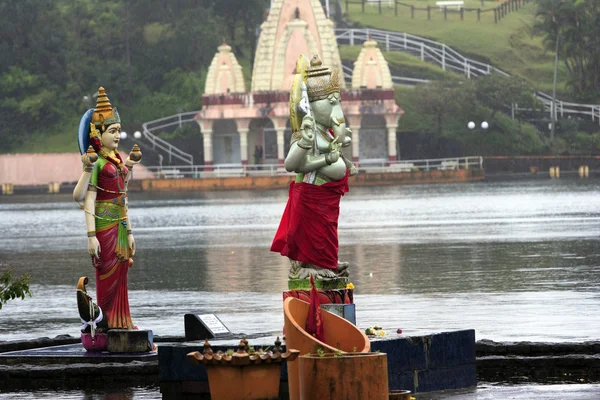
[1,334,598,390]
[1,169,485,196]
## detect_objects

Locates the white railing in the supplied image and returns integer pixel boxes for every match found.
[141,111,200,165]
[144,164,294,179]
[141,156,483,179]
[343,59,429,86]
[336,28,600,124]
[358,156,483,172]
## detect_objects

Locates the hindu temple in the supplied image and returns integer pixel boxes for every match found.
[195,0,403,169]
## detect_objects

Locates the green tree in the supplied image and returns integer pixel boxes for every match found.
[533,0,600,101]
[413,80,476,135]
[475,74,538,120]
[0,269,32,310]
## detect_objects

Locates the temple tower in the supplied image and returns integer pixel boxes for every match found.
[351,39,393,89]
[205,42,246,95]
[251,0,344,92]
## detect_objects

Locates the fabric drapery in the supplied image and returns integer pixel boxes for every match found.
[91,155,134,330]
[271,172,348,270]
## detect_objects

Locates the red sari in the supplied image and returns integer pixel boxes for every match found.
[271,173,349,270]
[90,156,134,330]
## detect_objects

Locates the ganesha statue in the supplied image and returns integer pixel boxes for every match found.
[271,55,356,281]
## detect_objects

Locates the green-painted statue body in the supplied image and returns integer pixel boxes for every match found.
[272,55,355,281]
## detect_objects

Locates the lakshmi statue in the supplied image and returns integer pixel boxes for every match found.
[271,55,355,281]
[73,87,142,337]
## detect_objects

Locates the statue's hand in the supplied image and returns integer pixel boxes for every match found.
[125,157,141,168]
[81,153,95,169]
[298,114,314,149]
[128,234,135,256]
[342,127,352,147]
[325,149,340,165]
[88,236,101,258]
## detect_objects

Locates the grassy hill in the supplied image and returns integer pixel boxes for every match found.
[343,0,571,98]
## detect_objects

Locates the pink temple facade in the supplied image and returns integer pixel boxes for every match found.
[196,0,403,170]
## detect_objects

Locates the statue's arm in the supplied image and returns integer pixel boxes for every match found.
[73,154,94,202]
[126,213,135,256]
[83,190,101,258]
[285,114,337,173]
[124,155,140,187]
[286,144,332,173]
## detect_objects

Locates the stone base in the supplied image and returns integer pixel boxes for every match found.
[320,304,356,325]
[283,289,353,305]
[107,330,154,353]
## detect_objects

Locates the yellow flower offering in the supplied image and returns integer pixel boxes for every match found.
[346,282,355,289]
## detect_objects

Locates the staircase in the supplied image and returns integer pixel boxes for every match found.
[335,27,600,124]
[140,111,200,166]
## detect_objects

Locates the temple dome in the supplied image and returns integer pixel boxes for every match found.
[351,39,393,89]
[204,42,246,95]
[251,0,345,92]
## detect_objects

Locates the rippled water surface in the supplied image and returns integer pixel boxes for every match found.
[1,178,599,344]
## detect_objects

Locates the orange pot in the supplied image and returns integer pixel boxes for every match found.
[299,352,389,400]
[283,297,370,400]
[389,390,412,400]
[205,363,281,400]
[187,338,298,400]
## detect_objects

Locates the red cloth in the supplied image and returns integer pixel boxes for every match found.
[271,173,349,269]
[94,156,134,330]
[96,161,128,201]
[305,276,325,342]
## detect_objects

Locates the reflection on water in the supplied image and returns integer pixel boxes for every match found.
[0,178,599,343]
[0,386,159,399]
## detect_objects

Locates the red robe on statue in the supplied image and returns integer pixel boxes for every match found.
[271,172,349,270]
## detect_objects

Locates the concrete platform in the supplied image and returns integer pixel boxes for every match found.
[158,330,477,398]
[0,343,157,365]
[0,342,159,390]
[1,332,598,395]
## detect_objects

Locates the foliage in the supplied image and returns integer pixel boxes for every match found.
[571,132,600,153]
[533,0,600,101]
[0,269,32,310]
[475,74,539,119]
[0,0,267,153]
[413,80,477,135]
[398,79,549,157]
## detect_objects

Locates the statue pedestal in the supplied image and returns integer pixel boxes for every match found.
[106,330,154,353]
[283,288,353,305]
[284,277,353,305]
[284,277,356,323]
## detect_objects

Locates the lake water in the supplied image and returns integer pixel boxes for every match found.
[1,177,599,344]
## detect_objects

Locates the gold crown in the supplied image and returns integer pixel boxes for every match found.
[91,87,121,129]
[306,55,340,101]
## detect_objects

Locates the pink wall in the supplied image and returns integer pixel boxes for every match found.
[0,153,154,185]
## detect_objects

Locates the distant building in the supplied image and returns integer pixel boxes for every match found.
[195,0,403,169]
